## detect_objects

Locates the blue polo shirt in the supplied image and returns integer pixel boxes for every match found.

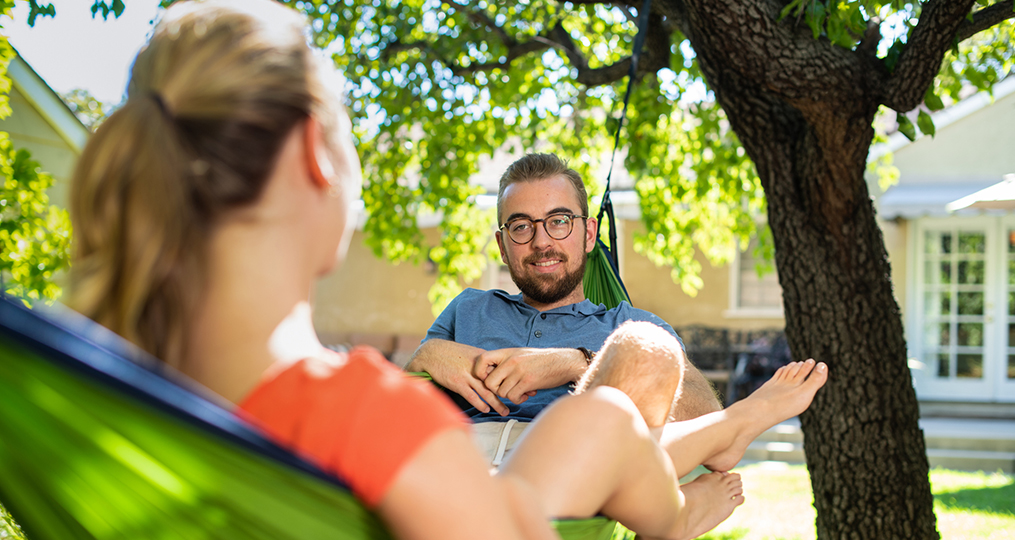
[422,288,682,422]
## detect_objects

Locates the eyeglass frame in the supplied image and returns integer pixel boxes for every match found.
[498,213,589,245]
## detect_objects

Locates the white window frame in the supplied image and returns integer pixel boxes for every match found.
[724,241,784,319]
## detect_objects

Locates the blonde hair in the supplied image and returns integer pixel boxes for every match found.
[70,0,344,367]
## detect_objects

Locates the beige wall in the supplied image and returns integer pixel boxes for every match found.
[313,229,442,344]
[619,219,784,332]
[892,88,1015,182]
[0,85,80,208]
[879,217,909,321]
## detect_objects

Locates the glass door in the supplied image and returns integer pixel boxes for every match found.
[913,220,996,400]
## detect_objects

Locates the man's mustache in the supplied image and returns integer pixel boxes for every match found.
[524,251,568,265]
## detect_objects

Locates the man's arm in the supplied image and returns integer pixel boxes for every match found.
[473,347,589,405]
[408,339,591,413]
[406,339,511,416]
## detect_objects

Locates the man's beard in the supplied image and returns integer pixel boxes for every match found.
[509,250,587,306]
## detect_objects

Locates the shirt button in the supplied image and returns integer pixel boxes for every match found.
[534,330,542,338]
[540,313,547,320]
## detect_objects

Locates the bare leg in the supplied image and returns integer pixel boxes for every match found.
[575,321,687,427]
[577,321,721,427]
[656,358,829,476]
[500,386,744,540]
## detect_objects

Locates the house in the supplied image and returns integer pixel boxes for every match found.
[875,76,1015,410]
[0,54,90,209]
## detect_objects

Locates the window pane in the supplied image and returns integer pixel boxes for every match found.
[1009,231,1015,253]
[936,353,950,377]
[1009,355,1015,379]
[737,239,782,309]
[1009,323,1015,348]
[957,354,983,378]
[1009,259,1015,285]
[958,232,985,254]
[924,261,952,285]
[924,291,951,317]
[925,231,951,254]
[957,260,984,285]
[1010,291,1015,316]
[957,323,983,347]
[922,323,951,347]
[957,292,984,315]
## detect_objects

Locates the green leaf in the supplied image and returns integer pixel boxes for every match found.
[923,87,945,111]
[897,114,917,141]
[26,1,55,27]
[884,40,905,73]
[916,110,936,138]
[806,3,826,40]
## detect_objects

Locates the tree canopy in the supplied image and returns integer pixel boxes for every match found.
[284,0,1013,314]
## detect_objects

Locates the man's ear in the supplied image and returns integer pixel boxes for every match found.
[495,230,508,264]
[304,117,336,189]
[584,216,598,254]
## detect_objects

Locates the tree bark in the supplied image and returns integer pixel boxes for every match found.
[669,0,943,537]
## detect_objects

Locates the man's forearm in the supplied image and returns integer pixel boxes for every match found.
[405,338,484,375]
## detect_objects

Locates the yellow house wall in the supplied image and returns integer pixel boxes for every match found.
[0,85,80,208]
[891,89,1015,180]
[312,229,441,344]
[618,219,785,331]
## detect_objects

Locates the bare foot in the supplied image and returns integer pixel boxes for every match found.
[671,472,744,540]
[704,359,828,472]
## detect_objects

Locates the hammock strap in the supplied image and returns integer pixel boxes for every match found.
[596,0,652,275]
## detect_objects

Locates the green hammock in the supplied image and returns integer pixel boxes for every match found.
[0,297,632,540]
[583,238,631,310]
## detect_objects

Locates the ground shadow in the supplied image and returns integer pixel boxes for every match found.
[933,481,1015,516]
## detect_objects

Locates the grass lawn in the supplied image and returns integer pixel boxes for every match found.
[698,463,1014,540]
[1,465,1011,539]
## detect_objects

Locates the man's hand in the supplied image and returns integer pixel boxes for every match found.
[407,340,511,416]
[473,348,587,405]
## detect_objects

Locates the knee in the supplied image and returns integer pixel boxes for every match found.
[589,321,686,385]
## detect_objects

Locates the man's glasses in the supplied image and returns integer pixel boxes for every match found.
[499,213,587,245]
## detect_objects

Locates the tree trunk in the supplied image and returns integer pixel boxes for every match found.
[670,2,941,538]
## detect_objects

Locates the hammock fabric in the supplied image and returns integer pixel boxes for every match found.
[0,297,634,540]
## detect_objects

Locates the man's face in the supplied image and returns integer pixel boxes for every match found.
[496,175,597,308]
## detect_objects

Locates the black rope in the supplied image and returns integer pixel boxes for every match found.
[596,0,652,274]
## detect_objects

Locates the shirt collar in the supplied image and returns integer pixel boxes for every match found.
[491,289,607,316]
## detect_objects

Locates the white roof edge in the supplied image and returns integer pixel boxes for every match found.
[871,76,1015,160]
[7,54,90,153]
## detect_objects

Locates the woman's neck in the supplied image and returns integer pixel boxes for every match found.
[184,218,325,404]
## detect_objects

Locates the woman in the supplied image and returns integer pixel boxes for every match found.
[70,2,828,539]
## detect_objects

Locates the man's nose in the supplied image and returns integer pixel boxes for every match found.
[530,223,554,249]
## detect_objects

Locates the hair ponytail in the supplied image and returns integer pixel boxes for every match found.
[69,0,343,367]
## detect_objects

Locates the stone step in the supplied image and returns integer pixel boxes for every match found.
[926,449,1015,473]
[743,417,1015,473]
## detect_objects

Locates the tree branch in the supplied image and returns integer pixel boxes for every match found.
[955,1,1015,43]
[382,1,671,87]
[445,0,515,46]
[883,0,978,112]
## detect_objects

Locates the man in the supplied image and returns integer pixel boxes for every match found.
[407,153,721,463]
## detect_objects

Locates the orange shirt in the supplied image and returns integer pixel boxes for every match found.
[238,346,467,507]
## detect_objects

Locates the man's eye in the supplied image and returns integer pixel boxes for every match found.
[510,221,532,233]
[549,216,570,227]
